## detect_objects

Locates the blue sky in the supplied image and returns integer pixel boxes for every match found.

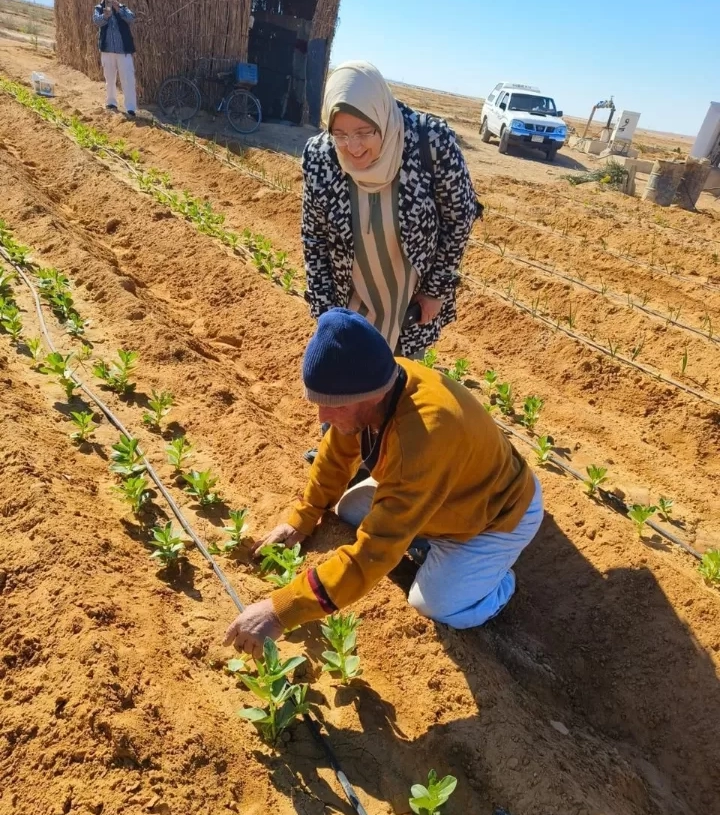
[28,0,718,134]
[331,0,719,135]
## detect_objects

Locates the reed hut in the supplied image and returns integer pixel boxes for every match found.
[55,0,341,126]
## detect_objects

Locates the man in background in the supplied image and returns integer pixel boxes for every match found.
[92,0,137,117]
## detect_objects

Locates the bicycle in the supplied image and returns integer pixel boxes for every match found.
[157,59,262,135]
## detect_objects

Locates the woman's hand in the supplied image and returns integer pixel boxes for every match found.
[413,293,444,325]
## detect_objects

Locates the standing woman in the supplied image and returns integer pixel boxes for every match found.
[301,61,479,362]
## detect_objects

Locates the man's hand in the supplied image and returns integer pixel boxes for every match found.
[251,523,306,556]
[103,4,112,17]
[414,292,443,325]
[223,599,284,658]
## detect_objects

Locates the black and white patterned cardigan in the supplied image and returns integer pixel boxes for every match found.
[301,102,477,356]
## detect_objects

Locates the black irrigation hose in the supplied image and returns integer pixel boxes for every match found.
[5,249,369,815]
[470,236,720,340]
[492,416,703,560]
[482,210,720,294]
[459,270,720,408]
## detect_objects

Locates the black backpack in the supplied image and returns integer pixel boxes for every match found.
[418,112,484,222]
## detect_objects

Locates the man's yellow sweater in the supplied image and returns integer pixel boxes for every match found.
[271,359,535,629]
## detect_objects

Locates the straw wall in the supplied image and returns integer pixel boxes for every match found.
[55,0,252,103]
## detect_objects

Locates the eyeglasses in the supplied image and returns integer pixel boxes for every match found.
[330,129,378,148]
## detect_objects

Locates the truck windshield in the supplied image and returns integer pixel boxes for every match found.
[508,94,557,114]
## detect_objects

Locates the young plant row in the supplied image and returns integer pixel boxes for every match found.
[481,180,720,259]
[421,350,720,572]
[0,74,305,299]
[135,168,303,294]
[472,231,719,346]
[157,119,295,194]
[422,351,547,435]
[0,75,141,164]
[482,205,720,296]
[460,270,720,409]
[1,230,460,814]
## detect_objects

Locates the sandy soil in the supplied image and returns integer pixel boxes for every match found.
[1,40,719,815]
[0,0,54,48]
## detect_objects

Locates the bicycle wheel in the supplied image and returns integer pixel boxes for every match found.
[226,89,261,134]
[157,77,201,122]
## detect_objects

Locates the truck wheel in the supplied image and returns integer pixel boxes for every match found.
[498,127,509,154]
[480,118,491,143]
[545,147,557,162]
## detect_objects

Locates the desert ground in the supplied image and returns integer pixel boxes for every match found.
[0,22,719,815]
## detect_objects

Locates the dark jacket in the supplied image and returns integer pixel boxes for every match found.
[95,4,135,54]
[301,102,477,356]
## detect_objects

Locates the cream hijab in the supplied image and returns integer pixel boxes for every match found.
[322,61,405,193]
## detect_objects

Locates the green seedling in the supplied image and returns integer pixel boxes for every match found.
[36,267,70,294]
[628,504,657,537]
[166,436,193,471]
[258,542,305,587]
[184,469,221,505]
[0,233,30,264]
[698,550,720,586]
[495,382,514,416]
[39,351,76,399]
[76,344,93,364]
[630,339,644,362]
[222,509,250,552]
[535,435,553,465]
[142,389,174,430]
[25,337,43,363]
[65,312,87,337]
[149,523,185,564]
[0,307,22,342]
[584,465,608,496]
[680,347,688,376]
[483,369,498,392]
[607,338,620,359]
[701,313,713,340]
[46,289,75,322]
[409,769,458,815]
[447,358,470,383]
[565,301,577,329]
[93,349,138,395]
[110,434,146,477]
[280,268,296,293]
[114,474,151,514]
[321,611,362,684]
[520,396,543,432]
[0,268,16,298]
[421,349,438,368]
[69,410,97,443]
[236,638,309,744]
[658,496,673,521]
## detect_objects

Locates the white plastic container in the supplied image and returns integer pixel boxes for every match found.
[30,72,54,97]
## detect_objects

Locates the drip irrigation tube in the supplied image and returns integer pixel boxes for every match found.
[493,417,703,560]
[482,211,720,294]
[4,248,369,815]
[459,270,720,409]
[469,236,720,344]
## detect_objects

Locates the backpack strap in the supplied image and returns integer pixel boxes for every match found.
[419,111,484,222]
[418,112,434,179]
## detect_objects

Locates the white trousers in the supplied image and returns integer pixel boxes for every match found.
[101,52,136,112]
[336,475,544,629]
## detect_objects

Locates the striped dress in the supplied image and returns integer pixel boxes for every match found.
[347,175,418,353]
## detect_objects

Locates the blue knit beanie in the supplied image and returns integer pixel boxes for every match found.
[303,308,398,406]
